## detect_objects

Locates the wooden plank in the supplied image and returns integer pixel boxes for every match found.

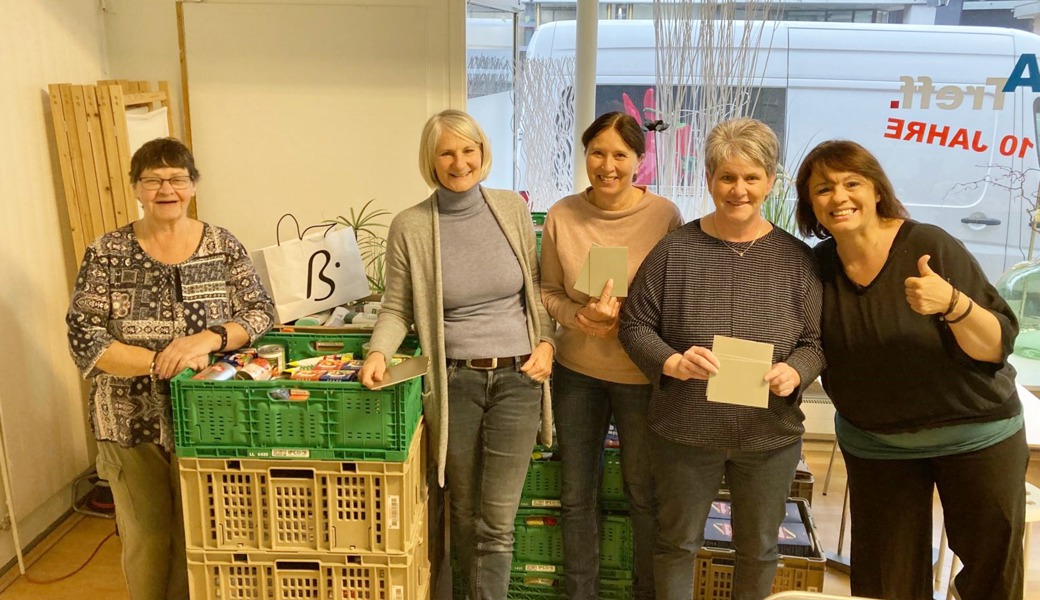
[70,86,105,244]
[123,91,167,107]
[48,84,88,263]
[158,81,175,138]
[177,2,194,150]
[97,85,132,228]
[109,85,139,225]
[82,86,117,233]
[177,4,198,218]
[63,85,100,249]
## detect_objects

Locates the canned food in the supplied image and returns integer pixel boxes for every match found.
[257,344,286,374]
[192,362,237,381]
[234,357,273,381]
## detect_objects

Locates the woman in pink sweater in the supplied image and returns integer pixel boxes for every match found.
[540,112,682,600]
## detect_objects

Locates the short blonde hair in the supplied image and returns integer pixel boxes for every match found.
[704,117,780,178]
[418,110,493,188]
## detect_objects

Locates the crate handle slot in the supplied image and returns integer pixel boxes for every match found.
[273,561,320,571]
[225,460,242,470]
[311,341,346,352]
[269,468,315,480]
[340,463,358,473]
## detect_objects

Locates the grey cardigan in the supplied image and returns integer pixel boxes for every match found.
[368,187,555,486]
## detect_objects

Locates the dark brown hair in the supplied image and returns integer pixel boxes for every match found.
[581,112,645,156]
[795,140,908,239]
[129,137,200,183]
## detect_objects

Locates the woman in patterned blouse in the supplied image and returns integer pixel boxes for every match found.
[66,137,276,600]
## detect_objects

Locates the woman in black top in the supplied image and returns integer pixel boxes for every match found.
[795,139,1027,600]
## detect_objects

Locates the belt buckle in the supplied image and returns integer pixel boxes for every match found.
[466,357,497,370]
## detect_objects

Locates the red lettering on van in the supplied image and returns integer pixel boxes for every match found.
[949,128,969,150]
[884,118,904,139]
[927,123,950,145]
[905,121,926,142]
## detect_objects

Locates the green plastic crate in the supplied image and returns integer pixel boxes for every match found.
[511,509,633,578]
[170,332,422,461]
[600,449,627,511]
[503,573,632,600]
[532,211,546,256]
[451,565,632,600]
[519,447,562,507]
[520,447,625,508]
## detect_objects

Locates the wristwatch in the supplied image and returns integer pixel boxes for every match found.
[207,325,228,352]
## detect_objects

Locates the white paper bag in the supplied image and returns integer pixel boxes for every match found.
[252,215,371,323]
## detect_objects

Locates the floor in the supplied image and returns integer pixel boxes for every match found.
[0,441,1038,600]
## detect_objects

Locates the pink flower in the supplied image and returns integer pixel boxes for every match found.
[622,89,658,184]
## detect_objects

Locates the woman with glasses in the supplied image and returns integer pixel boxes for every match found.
[66,137,276,600]
[359,109,555,599]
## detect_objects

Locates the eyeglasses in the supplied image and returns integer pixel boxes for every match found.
[137,176,194,191]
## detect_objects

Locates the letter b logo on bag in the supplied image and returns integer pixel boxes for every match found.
[307,250,340,302]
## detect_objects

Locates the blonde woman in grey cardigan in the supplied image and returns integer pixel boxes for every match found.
[360,109,555,600]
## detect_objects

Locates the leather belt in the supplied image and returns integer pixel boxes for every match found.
[448,354,531,370]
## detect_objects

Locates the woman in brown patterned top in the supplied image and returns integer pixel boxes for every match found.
[66,137,275,600]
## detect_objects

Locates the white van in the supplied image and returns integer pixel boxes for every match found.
[526,20,1040,282]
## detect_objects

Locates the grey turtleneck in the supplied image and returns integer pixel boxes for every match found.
[437,185,532,360]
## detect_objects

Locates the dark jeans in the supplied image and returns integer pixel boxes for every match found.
[843,427,1028,600]
[446,362,543,600]
[651,432,802,600]
[552,363,657,600]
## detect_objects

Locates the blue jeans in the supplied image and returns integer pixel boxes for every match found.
[552,363,657,600]
[446,361,543,600]
[650,432,801,600]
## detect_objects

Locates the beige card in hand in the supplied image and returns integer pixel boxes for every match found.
[706,335,773,408]
[573,245,628,297]
[370,356,431,390]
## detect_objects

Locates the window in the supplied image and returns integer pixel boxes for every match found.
[467,3,519,188]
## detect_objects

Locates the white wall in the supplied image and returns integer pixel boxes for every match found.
[101,0,186,139]
[0,0,463,574]
[0,0,106,566]
[176,0,465,252]
[105,0,466,254]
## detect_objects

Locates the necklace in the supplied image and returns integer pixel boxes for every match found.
[710,214,765,258]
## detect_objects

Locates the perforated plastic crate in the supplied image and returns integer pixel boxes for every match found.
[170,332,422,461]
[502,573,632,600]
[519,447,624,508]
[790,473,815,505]
[693,499,825,600]
[599,450,627,511]
[186,516,430,600]
[512,509,633,578]
[179,421,426,554]
[532,211,546,256]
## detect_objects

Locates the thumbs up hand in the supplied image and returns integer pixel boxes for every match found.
[904,254,953,315]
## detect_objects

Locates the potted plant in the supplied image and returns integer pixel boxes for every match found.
[327,199,390,298]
